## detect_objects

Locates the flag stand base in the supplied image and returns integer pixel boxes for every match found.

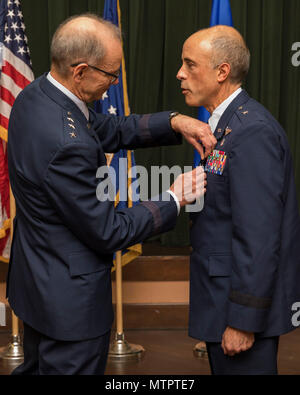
[193,341,208,359]
[108,333,145,361]
[0,335,24,361]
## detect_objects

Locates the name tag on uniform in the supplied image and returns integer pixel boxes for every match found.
[205,150,227,175]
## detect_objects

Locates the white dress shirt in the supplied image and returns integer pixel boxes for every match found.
[208,87,242,133]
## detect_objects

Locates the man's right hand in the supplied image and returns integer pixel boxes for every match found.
[170,114,216,159]
[170,166,207,207]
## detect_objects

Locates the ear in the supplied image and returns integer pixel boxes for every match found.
[72,64,88,83]
[217,63,231,83]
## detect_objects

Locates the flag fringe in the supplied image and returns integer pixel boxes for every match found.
[0,126,8,143]
[0,218,10,238]
[111,243,142,272]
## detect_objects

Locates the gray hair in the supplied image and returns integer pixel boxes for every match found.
[210,35,250,84]
[51,13,121,77]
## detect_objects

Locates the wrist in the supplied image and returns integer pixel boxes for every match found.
[169,111,180,131]
[166,189,181,215]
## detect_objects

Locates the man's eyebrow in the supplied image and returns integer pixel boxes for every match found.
[183,57,196,64]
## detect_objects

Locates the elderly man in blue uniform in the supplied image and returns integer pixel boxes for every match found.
[6,14,214,375]
[177,25,300,375]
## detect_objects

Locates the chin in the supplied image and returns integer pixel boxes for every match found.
[90,94,102,103]
[185,98,200,108]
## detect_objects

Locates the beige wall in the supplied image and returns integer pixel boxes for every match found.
[112,281,189,304]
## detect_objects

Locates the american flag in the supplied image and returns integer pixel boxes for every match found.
[0,0,34,261]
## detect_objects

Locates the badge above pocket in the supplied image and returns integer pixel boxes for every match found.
[205,150,227,175]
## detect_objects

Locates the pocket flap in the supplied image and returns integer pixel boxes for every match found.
[68,250,112,277]
[208,255,231,277]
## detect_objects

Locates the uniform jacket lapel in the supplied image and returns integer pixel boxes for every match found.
[214,90,250,142]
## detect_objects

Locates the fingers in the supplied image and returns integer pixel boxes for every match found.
[192,166,206,183]
[190,135,215,159]
[223,345,250,357]
[192,140,205,160]
[171,167,206,206]
[222,337,255,357]
[223,345,239,357]
[204,135,217,158]
[197,122,217,157]
[191,166,206,200]
[191,133,216,159]
[175,116,217,156]
[221,327,255,357]
[221,337,241,356]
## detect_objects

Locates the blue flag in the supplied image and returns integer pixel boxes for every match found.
[194,0,233,167]
[94,0,142,266]
[210,0,233,26]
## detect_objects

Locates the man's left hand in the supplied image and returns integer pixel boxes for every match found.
[171,114,217,159]
[221,326,255,356]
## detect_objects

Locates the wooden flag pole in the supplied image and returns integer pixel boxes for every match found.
[104,0,144,362]
[0,188,24,361]
[9,188,20,338]
[108,251,145,361]
[115,251,123,335]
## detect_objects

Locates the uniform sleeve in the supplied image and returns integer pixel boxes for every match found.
[43,143,178,255]
[227,122,285,333]
[90,111,182,153]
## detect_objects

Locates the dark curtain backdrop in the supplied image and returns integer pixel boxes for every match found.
[21,0,300,246]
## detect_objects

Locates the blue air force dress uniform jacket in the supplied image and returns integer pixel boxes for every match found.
[7,74,181,341]
[190,90,300,342]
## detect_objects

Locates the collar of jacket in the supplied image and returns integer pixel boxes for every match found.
[39,73,89,128]
[214,90,250,141]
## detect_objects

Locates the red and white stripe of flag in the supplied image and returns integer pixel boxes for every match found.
[0,46,34,139]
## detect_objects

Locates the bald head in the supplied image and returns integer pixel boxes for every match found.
[187,25,250,84]
[193,25,244,40]
[51,13,121,78]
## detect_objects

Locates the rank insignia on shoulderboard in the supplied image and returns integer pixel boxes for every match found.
[205,150,227,175]
[63,111,80,141]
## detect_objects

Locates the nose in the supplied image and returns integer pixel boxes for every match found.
[176,66,186,81]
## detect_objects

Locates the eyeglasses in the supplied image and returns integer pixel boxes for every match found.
[71,63,120,83]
